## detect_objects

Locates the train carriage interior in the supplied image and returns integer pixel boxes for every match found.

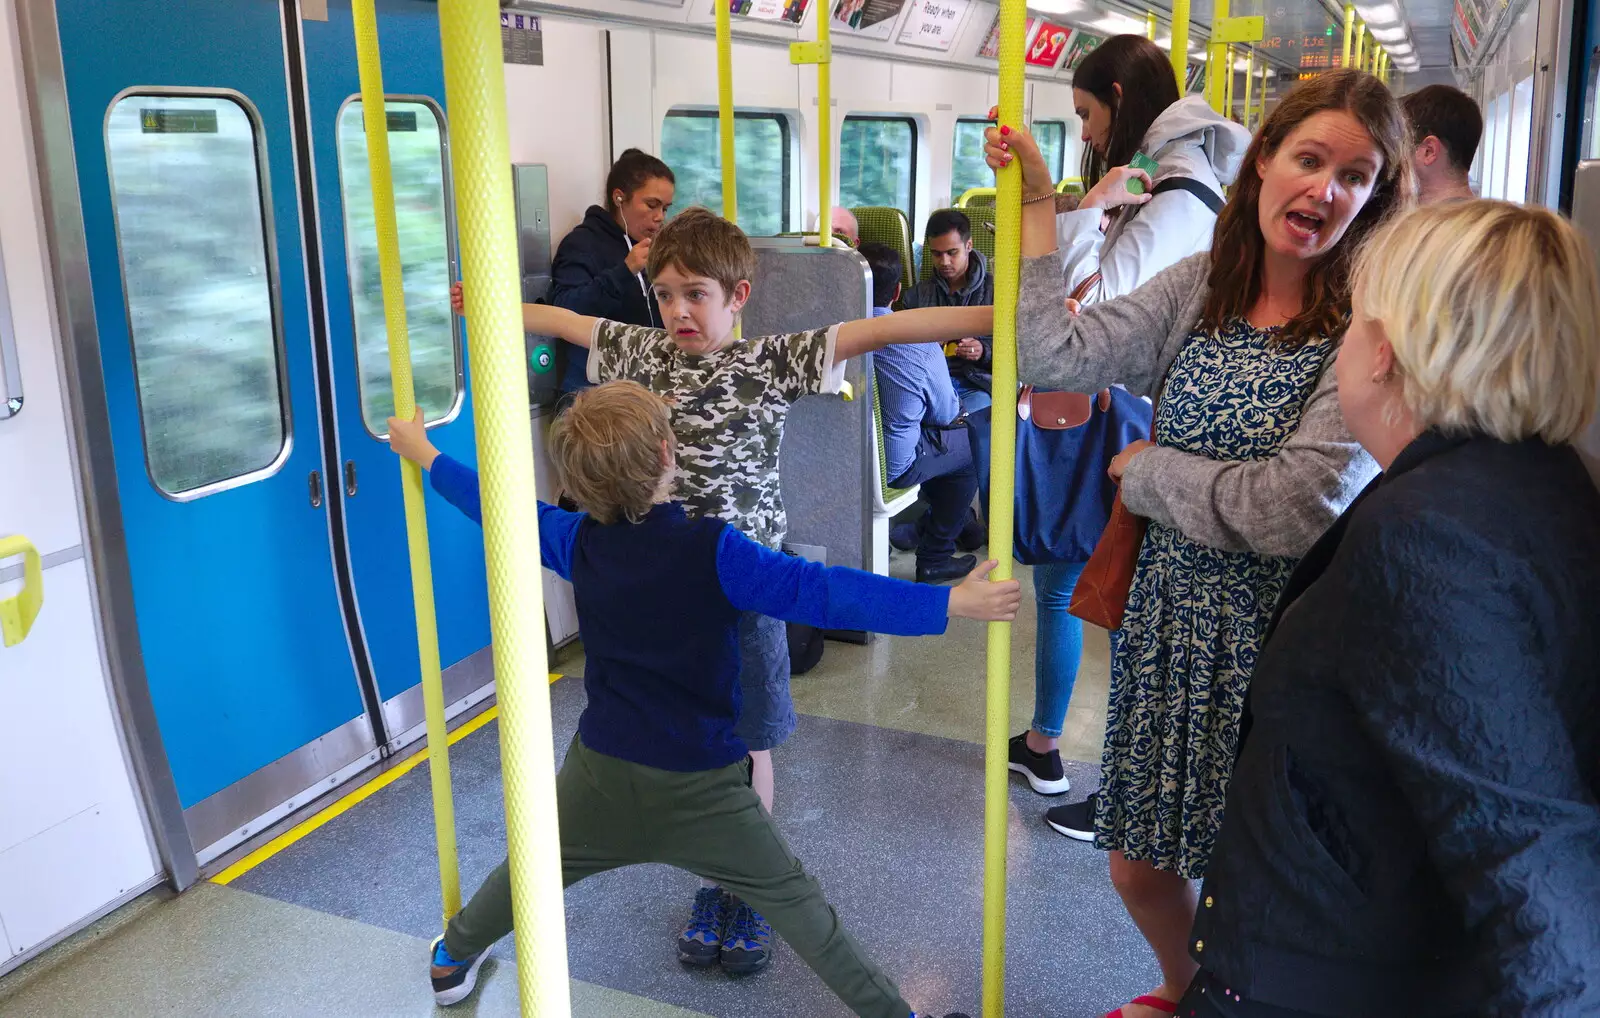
[2,0,1598,1015]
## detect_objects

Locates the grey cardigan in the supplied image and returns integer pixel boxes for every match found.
[1017,249,1378,559]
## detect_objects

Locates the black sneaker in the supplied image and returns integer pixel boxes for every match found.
[916,553,976,585]
[677,886,730,967]
[719,899,774,975]
[1045,793,1097,842]
[1007,733,1071,796]
[429,935,490,1006]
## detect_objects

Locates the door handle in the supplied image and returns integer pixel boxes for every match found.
[0,535,43,648]
[309,470,324,508]
[344,460,358,497]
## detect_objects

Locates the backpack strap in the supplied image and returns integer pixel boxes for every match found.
[1149,176,1224,213]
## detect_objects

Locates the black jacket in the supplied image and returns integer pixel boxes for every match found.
[548,205,661,392]
[899,249,994,393]
[1193,431,1600,1017]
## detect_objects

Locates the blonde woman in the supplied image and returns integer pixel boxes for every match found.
[1184,200,1600,1016]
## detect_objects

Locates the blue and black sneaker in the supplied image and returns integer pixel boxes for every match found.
[429,935,489,1006]
[719,899,774,976]
[677,886,731,967]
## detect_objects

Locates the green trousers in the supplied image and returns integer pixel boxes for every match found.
[443,736,912,1018]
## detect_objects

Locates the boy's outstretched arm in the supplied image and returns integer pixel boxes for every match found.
[715,529,1021,634]
[450,281,598,349]
[385,410,580,577]
[833,304,995,361]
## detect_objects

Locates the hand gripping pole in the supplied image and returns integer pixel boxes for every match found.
[349,0,461,925]
[437,2,571,1013]
[985,0,1027,1014]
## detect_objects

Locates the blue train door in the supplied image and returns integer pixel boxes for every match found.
[54,0,379,857]
[300,0,492,743]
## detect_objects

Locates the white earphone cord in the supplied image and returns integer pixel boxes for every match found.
[616,195,656,326]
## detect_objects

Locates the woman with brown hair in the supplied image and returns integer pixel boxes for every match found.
[985,69,1412,1018]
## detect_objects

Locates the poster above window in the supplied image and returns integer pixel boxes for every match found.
[1026,21,1073,68]
[976,12,1036,60]
[717,0,813,26]
[898,0,970,51]
[830,0,907,41]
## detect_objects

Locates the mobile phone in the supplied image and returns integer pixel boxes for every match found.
[1127,152,1159,195]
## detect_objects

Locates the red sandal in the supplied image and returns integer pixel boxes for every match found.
[1103,994,1178,1018]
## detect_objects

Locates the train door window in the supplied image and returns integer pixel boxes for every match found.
[1032,120,1067,181]
[336,98,461,435]
[105,92,290,499]
[1487,90,1512,199]
[1506,75,1535,201]
[839,116,917,221]
[951,117,993,203]
[661,110,793,237]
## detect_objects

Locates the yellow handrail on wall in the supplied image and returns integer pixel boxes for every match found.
[0,535,43,648]
[437,2,569,1014]
[350,0,461,926]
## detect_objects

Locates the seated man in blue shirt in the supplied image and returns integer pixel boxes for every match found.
[859,243,983,585]
[386,380,1017,1018]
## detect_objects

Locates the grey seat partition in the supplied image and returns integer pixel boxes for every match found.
[742,239,878,571]
[1568,161,1600,487]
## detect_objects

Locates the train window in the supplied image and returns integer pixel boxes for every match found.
[1506,75,1534,202]
[950,117,994,203]
[661,110,792,236]
[1033,120,1067,181]
[336,98,461,436]
[105,92,291,499]
[839,116,917,220]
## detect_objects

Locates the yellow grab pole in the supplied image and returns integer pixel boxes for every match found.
[716,0,737,223]
[986,0,1025,1014]
[1242,50,1254,130]
[1169,0,1191,93]
[1341,2,1355,69]
[1206,0,1229,113]
[1355,23,1366,73]
[436,2,569,1015]
[1224,46,1235,118]
[1258,67,1268,124]
[1146,10,1157,40]
[350,0,461,925]
[817,0,832,248]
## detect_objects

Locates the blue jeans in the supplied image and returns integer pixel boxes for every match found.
[952,377,991,415]
[1031,560,1087,738]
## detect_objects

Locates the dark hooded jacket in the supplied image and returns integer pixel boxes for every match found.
[548,205,662,393]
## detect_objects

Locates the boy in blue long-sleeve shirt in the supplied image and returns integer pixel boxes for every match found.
[387,381,1016,1018]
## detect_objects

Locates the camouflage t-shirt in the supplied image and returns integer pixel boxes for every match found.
[587,320,845,548]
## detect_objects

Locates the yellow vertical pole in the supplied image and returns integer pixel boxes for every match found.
[1224,46,1235,119]
[1258,67,1268,124]
[1355,22,1366,73]
[816,2,832,248]
[1242,50,1254,130]
[716,1,737,223]
[1206,0,1229,113]
[1169,0,1191,92]
[1341,2,1355,69]
[436,2,569,1015]
[986,0,1025,1013]
[1146,10,1157,40]
[350,0,461,926]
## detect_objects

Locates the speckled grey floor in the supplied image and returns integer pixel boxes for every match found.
[223,676,1159,1018]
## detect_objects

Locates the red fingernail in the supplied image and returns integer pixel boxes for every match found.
[1001,125,1011,135]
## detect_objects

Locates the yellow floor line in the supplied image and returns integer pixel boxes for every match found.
[211,673,562,886]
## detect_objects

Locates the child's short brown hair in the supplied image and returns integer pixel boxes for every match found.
[548,381,676,524]
[646,206,757,298]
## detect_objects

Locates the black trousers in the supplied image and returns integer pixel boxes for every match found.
[890,421,978,562]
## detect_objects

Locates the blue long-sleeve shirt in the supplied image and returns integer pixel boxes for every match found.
[429,454,951,769]
[871,310,962,480]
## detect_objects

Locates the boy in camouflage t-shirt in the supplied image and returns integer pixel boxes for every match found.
[450,206,991,975]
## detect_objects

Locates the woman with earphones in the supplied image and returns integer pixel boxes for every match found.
[549,149,676,398]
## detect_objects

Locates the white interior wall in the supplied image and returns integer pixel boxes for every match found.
[503,18,612,241]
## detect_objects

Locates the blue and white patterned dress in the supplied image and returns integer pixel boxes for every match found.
[1094,318,1335,879]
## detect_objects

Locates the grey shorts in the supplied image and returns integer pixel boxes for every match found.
[732,611,795,752]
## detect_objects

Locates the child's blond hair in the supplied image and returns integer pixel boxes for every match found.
[646,206,757,298]
[1353,200,1600,445]
[548,381,676,524]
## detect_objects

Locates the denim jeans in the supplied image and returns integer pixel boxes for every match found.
[1031,559,1087,738]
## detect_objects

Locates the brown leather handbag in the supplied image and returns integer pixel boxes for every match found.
[1064,270,1153,632]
